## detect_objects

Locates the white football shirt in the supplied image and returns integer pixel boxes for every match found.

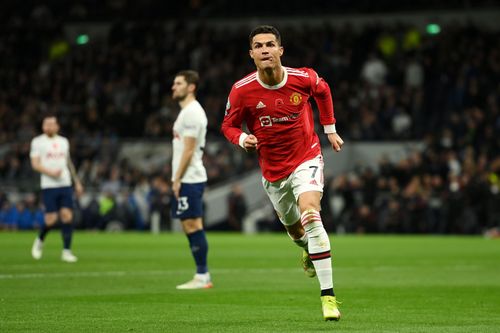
[30,134,72,189]
[172,100,208,183]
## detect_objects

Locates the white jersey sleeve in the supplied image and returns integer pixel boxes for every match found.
[182,109,205,138]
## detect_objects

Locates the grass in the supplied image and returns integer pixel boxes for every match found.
[0,232,499,332]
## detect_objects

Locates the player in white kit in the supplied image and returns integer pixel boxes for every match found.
[170,70,212,289]
[30,115,83,262]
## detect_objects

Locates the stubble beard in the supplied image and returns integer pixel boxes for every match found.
[173,93,187,102]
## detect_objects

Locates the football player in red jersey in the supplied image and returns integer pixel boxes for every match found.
[221,25,343,321]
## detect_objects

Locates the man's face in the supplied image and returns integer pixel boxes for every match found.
[171,76,191,101]
[42,117,59,137]
[249,33,283,71]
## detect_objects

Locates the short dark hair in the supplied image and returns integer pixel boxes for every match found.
[41,113,58,123]
[249,25,281,47]
[176,70,199,91]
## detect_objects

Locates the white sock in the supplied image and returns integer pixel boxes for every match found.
[195,272,210,282]
[301,209,333,291]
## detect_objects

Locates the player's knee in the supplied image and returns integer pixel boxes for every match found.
[60,208,73,223]
[44,213,58,226]
[298,192,321,212]
[182,218,203,234]
[299,201,321,213]
[300,209,324,234]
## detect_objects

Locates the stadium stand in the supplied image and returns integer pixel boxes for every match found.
[1,2,499,233]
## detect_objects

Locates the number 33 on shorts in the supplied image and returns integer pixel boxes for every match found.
[176,196,189,214]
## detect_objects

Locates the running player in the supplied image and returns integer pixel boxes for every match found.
[221,25,344,320]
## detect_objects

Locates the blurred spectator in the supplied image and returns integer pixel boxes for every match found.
[1,15,500,233]
[361,52,388,87]
[149,175,172,230]
[226,184,247,231]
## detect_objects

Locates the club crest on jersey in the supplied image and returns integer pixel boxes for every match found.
[289,92,302,105]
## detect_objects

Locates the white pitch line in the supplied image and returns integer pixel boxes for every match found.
[0,265,479,280]
[0,268,299,280]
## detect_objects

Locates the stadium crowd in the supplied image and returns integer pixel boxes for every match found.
[1,10,500,233]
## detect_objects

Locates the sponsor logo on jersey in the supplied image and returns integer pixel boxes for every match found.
[259,115,272,127]
[46,151,66,159]
[259,113,300,127]
[289,92,302,105]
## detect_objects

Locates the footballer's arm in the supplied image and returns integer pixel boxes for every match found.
[31,156,62,179]
[67,157,84,196]
[309,70,344,152]
[221,89,258,151]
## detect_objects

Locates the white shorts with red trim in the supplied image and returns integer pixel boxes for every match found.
[262,154,324,226]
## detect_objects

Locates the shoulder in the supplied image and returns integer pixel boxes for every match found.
[57,135,70,144]
[285,66,316,78]
[285,67,319,87]
[233,71,258,91]
[184,101,207,121]
[31,134,45,145]
[185,100,205,114]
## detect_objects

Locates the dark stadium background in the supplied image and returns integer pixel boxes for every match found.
[1,0,500,236]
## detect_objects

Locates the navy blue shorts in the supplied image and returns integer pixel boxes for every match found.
[171,182,206,220]
[41,186,74,213]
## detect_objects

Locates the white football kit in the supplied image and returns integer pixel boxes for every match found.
[172,100,208,183]
[30,134,72,189]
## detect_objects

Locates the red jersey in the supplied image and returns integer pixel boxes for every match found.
[221,67,336,182]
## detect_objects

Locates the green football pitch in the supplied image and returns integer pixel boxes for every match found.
[1,232,499,333]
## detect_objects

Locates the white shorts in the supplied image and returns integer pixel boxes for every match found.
[262,154,324,226]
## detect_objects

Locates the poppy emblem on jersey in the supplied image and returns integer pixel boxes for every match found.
[275,99,284,107]
[289,92,302,105]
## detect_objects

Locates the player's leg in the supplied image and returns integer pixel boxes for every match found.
[176,217,212,289]
[285,221,316,277]
[299,192,340,320]
[32,189,58,260]
[60,208,77,262]
[298,192,332,288]
[172,182,211,289]
[261,177,315,277]
[293,155,340,321]
[59,187,77,262]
